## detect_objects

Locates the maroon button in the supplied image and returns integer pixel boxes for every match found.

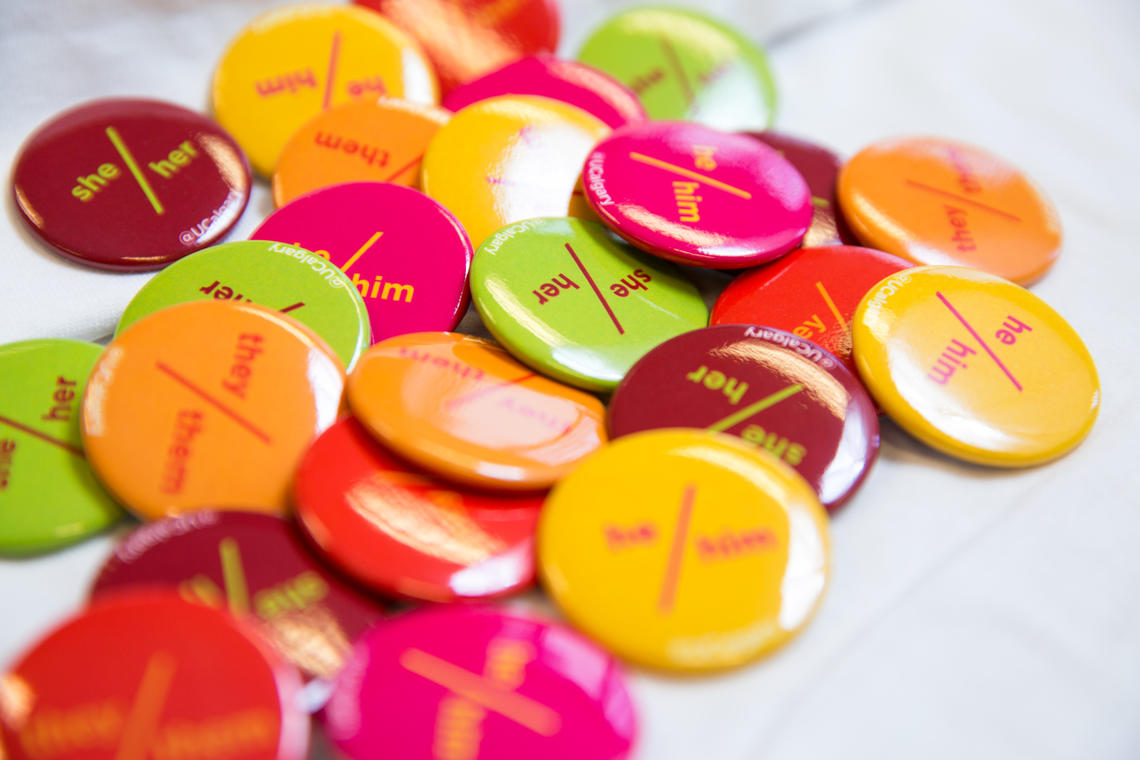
[12,98,251,270]
[745,132,858,247]
[710,245,912,378]
[90,511,383,680]
[608,324,879,511]
[443,54,646,128]
[293,417,542,603]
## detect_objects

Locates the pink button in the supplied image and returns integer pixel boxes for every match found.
[582,121,812,268]
[323,607,637,760]
[443,55,646,129]
[250,182,472,343]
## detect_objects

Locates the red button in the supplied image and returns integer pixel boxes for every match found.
[744,131,858,247]
[0,590,308,760]
[711,245,912,377]
[90,512,385,680]
[12,98,251,270]
[293,417,542,602]
[608,324,879,511]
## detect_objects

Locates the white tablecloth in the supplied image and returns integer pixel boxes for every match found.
[2,1,1139,758]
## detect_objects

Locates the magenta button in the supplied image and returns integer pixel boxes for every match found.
[583,121,812,268]
[251,182,472,343]
[323,607,637,760]
[443,55,646,129]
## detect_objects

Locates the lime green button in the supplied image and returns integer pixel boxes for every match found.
[117,240,370,368]
[0,340,125,554]
[471,217,708,392]
[577,7,777,130]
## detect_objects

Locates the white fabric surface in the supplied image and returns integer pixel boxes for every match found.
[3,0,1140,758]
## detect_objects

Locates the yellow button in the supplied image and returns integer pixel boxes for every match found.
[212,4,438,176]
[538,429,830,673]
[853,266,1099,466]
[421,95,610,248]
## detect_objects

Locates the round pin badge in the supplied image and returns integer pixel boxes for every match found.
[251,182,472,343]
[11,98,251,270]
[539,429,830,672]
[117,240,370,369]
[212,3,438,176]
[82,300,345,520]
[577,7,777,130]
[90,511,384,680]
[582,121,812,268]
[420,95,610,248]
[294,417,541,602]
[273,99,450,206]
[745,131,858,247]
[853,266,1099,466]
[353,0,561,93]
[0,340,124,555]
[0,590,309,760]
[837,136,1063,284]
[710,246,912,376]
[471,217,708,391]
[346,333,607,491]
[323,607,636,760]
[443,55,646,128]
[608,325,879,511]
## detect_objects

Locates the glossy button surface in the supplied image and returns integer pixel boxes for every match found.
[711,245,912,376]
[443,55,646,128]
[12,98,250,270]
[471,218,708,391]
[746,131,857,247]
[539,429,830,672]
[90,511,384,679]
[82,300,345,520]
[323,607,636,760]
[353,0,560,93]
[212,3,438,176]
[583,121,811,267]
[609,326,879,511]
[347,333,606,490]
[577,7,776,130]
[273,99,449,205]
[294,417,541,602]
[838,136,1062,284]
[420,95,610,248]
[0,340,124,554]
[853,266,1099,466]
[117,240,370,369]
[251,182,472,344]
[0,591,309,760]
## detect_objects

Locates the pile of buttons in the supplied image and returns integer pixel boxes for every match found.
[0,2,1100,758]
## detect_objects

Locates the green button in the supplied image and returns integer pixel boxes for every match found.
[471,218,708,392]
[577,7,777,130]
[0,340,125,554]
[117,240,370,368]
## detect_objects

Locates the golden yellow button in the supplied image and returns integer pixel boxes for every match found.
[212,4,438,176]
[538,429,830,673]
[853,266,1100,466]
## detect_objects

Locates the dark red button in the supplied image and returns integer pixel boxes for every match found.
[0,590,308,760]
[745,131,858,247]
[12,98,251,270]
[608,324,879,511]
[711,245,912,377]
[90,511,384,680]
[293,417,542,602]
[443,54,646,128]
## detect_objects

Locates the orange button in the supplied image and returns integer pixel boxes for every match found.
[346,332,607,490]
[82,300,345,519]
[273,98,450,207]
[837,136,1062,284]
